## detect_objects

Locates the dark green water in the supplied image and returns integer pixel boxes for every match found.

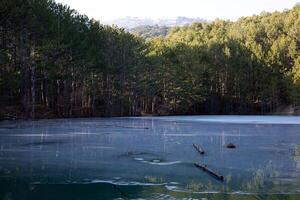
[0,116,299,199]
[1,180,300,200]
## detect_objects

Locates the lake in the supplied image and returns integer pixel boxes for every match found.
[0,116,299,200]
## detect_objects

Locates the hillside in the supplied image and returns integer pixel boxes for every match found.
[130,25,170,39]
[105,16,207,29]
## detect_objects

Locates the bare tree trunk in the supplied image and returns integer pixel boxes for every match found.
[152,96,156,114]
[31,64,35,118]
[20,28,30,118]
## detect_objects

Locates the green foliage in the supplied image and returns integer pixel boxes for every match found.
[131,25,170,39]
[0,1,300,118]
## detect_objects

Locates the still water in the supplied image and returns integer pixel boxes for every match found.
[0,116,299,200]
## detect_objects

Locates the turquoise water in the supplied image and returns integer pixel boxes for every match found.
[0,116,299,199]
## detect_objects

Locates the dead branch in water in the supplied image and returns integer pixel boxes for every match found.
[194,163,224,181]
[193,143,205,155]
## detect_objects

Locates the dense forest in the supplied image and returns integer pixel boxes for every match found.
[1,0,300,119]
[130,25,170,39]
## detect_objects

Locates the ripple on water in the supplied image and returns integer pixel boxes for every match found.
[142,160,182,166]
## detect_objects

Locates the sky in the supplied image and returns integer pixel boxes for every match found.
[55,0,299,22]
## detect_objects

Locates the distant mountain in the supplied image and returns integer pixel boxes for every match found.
[104,16,207,29]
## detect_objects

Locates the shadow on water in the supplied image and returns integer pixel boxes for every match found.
[18,141,67,147]
[0,180,299,200]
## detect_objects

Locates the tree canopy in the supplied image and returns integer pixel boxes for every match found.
[0,0,300,119]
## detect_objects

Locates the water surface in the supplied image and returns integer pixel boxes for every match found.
[0,116,299,199]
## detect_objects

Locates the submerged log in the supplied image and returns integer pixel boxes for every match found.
[194,163,224,181]
[226,143,236,149]
[193,143,205,155]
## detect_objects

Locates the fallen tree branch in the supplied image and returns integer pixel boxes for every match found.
[193,143,205,155]
[194,163,224,181]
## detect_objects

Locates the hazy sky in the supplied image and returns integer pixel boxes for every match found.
[55,0,299,22]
